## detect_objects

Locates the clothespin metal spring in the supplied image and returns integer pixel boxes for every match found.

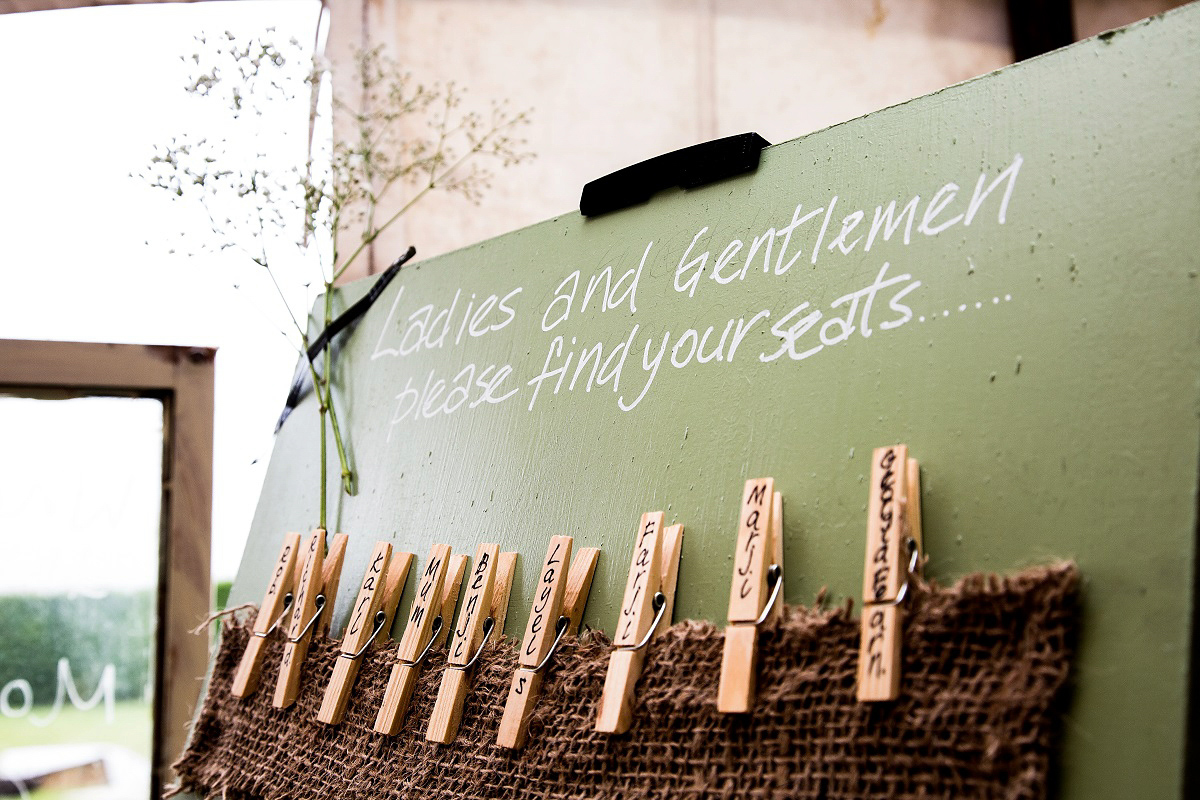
[613,593,667,653]
[447,617,496,673]
[339,611,389,661]
[396,616,444,668]
[753,564,783,626]
[253,593,293,639]
[875,537,920,608]
[531,616,570,673]
[286,595,327,643]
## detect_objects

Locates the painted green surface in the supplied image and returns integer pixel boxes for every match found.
[229,7,1200,798]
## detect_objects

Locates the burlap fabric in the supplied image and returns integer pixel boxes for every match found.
[175,562,1077,800]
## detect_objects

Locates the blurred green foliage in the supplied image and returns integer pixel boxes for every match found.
[0,592,153,704]
[215,580,232,611]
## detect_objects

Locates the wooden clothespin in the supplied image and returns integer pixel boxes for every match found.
[718,478,784,713]
[374,543,452,734]
[317,542,414,725]
[561,547,600,637]
[426,544,519,743]
[376,551,416,642]
[904,456,923,580]
[273,530,349,708]
[315,533,349,637]
[596,513,683,733]
[768,492,784,623]
[432,554,469,648]
[496,537,599,749]
[231,532,302,698]
[857,444,920,702]
[490,551,521,635]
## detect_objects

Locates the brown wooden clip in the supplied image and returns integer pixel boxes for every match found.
[496,537,599,749]
[857,445,921,702]
[490,550,521,635]
[317,541,414,725]
[272,530,349,708]
[426,543,520,743]
[231,532,302,698]
[374,543,452,734]
[433,554,470,648]
[595,514,683,733]
[717,478,784,713]
[768,491,785,624]
[904,456,924,580]
[561,547,601,638]
[316,533,350,637]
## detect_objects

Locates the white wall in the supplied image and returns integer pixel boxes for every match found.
[327,0,1187,279]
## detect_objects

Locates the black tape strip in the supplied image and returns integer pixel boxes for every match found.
[305,246,416,363]
[579,132,770,218]
[274,246,417,432]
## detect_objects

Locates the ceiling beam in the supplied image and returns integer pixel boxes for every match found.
[1,0,214,15]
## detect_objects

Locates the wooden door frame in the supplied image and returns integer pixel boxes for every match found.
[0,339,215,793]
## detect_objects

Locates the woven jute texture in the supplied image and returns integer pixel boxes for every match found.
[175,562,1078,800]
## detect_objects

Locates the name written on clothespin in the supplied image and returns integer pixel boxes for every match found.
[496,536,582,750]
[718,478,783,713]
[596,513,684,733]
[374,543,452,735]
[857,445,919,702]
[273,530,349,709]
[426,543,517,743]
[231,532,302,698]
[317,541,414,725]
[493,542,597,748]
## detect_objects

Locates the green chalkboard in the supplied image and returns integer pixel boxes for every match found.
[229,7,1200,798]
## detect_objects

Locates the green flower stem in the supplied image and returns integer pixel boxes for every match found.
[321,351,356,496]
[313,287,357,521]
[316,366,327,531]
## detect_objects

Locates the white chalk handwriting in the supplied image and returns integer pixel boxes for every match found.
[373,154,1024,435]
